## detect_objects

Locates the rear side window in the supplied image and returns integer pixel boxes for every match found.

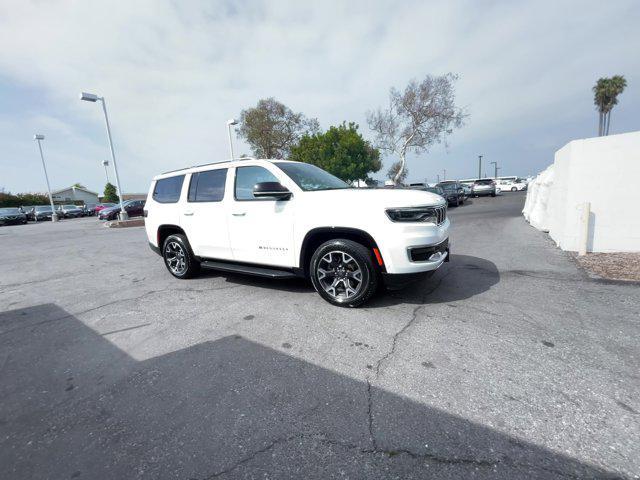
[188,169,227,202]
[153,175,185,203]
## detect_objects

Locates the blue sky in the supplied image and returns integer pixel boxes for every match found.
[1,0,639,193]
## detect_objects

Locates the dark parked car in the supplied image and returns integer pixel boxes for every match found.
[98,199,146,220]
[0,207,28,226]
[20,206,36,220]
[58,204,84,218]
[33,205,57,221]
[437,181,466,206]
[424,186,445,197]
[83,203,98,216]
[471,179,497,197]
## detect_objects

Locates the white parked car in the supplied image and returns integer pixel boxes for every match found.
[496,178,528,192]
[144,159,450,307]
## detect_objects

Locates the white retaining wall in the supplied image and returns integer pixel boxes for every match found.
[524,131,640,253]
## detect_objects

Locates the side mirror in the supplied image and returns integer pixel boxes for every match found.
[253,182,292,200]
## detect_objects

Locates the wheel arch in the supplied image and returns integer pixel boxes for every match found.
[157,224,187,250]
[299,227,386,276]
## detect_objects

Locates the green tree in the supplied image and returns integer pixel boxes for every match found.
[237,97,319,158]
[593,75,627,136]
[386,161,408,184]
[289,122,382,183]
[72,183,86,189]
[103,183,119,203]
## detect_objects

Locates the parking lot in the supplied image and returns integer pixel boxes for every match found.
[1,192,638,479]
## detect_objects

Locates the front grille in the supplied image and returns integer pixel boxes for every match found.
[408,238,449,262]
[432,204,447,225]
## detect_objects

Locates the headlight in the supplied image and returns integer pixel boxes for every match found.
[385,207,440,223]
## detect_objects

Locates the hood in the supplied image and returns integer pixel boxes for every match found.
[300,188,445,209]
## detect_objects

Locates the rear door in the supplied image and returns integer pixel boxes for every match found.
[180,168,232,260]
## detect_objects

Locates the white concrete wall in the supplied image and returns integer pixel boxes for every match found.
[524,131,640,253]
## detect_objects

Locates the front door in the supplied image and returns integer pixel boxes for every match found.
[180,168,232,260]
[227,165,295,267]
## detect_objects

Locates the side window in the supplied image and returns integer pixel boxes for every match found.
[235,166,279,200]
[188,169,227,202]
[153,175,185,203]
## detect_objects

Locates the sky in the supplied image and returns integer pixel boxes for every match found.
[0,0,638,194]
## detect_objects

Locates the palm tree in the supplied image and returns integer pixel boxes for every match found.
[593,76,627,136]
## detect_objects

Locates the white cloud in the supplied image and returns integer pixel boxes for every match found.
[0,0,638,192]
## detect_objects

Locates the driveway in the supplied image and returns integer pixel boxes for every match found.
[1,193,638,479]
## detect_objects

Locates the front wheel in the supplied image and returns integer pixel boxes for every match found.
[162,234,200,279]
[310,239,378,308]
[511,187,517,192]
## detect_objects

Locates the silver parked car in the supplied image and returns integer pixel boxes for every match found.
[58,204,84,218]
[471,179,497,197]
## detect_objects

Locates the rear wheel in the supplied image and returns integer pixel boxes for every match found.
[162,234,200,279]
[511,187,517,192]
[310,239,378,308]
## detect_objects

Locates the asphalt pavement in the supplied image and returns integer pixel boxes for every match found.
[1,192,638,479]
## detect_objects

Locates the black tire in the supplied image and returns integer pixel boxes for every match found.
[310,239,378,308]
[511,187,517,192]
[491,192,496,197]
[162,234,200,279]
[459,197,464,205]
[455,198,460,207]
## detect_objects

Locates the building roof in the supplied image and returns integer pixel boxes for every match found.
[51,186,99,196]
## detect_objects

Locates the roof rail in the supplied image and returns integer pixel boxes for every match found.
[160,157,265,175]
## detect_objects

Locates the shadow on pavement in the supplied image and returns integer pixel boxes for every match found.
[369,254,500,307]
[0,304,621,479]
[195,254,499,309]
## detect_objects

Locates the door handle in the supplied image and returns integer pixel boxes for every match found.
[183,211,194,216]
[232,212,246,217]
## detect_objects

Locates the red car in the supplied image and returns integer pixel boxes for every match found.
[94,203,116,214]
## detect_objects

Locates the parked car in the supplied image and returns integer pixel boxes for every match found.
[57,204,84,218]
[423,186,445,197]
[471,179,497,197]
[496,178,528,192]
[33,205,57,221]
[0,207,28,226]
[20,206,36,220]
[98,199,146,220]
[94,203,116,214]
[83,203,98,216]
[145,159,450,307]
[436,181,466,206]
[461,184,472,197]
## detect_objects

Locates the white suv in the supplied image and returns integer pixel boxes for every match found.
[145,159,450,307]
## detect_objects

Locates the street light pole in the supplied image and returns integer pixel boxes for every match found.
[478,155,483,179]
[102,160,110,183]
[227,119,238,159]
[80,92,128,221]
[33,134,59,222]
[443,169,446,181]
[490,161,498,179]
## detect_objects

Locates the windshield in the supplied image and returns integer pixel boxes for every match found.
[438,183,457,191]
[0,208,21,214]
[275,162,350,192]
[35,206,52,212]
[425,187,443,195]
[475,180,494,185]
[64,205,77,209]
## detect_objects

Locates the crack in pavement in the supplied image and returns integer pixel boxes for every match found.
[203,432,606,480]
[365,268,453,449]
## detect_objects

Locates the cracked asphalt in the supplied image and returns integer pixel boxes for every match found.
[1,192,638,479]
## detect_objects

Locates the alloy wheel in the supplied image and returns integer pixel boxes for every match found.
[316,251,363,301]
[165,241,187,275]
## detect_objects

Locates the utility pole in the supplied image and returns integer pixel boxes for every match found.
[478,155,483,179]
[437,174,440,183]
[443,169,446,181]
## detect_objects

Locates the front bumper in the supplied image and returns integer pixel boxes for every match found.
[377,218,450,275]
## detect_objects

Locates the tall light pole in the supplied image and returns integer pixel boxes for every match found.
[33,134,59,222]
[490,161,498,179]
[80,92,128,220]
[478,155,483,179]
[443,169,446,181]
[102,160,110,183]
[227,119,238,159]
